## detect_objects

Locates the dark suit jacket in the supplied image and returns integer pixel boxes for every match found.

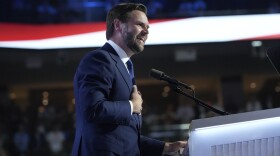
[71,43,164,156]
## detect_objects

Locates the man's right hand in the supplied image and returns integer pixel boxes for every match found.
[130,85,143,114]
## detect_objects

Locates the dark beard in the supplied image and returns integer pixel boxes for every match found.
[124,32,144,54]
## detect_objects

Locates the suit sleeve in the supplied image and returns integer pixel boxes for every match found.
[74,51,132,125]
[140,135,165,156]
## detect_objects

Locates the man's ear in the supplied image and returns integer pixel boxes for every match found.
[113,19,122,31]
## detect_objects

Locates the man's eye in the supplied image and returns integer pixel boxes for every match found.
[138,24,148,29]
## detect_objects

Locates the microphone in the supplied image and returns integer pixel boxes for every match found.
[149,69,192,90]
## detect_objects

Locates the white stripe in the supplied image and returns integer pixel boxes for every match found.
[0,14,280,49]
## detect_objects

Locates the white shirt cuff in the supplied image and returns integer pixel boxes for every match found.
[129,100,133,115]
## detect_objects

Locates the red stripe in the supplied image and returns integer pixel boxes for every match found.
[241,34,280,40]
[0,22,106,41]
[0,19,173,41]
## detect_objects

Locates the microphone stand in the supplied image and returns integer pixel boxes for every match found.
[171,84,230,116]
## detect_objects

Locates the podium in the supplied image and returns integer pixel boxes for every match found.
[187,108,280,156]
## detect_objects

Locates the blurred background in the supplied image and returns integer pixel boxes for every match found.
[1,0,280,156]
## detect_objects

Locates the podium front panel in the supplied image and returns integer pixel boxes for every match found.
[188,108,280,156]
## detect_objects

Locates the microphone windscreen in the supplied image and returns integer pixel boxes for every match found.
[149,69,163,80]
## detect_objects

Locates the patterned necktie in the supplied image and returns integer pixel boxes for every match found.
[126,59,136,85]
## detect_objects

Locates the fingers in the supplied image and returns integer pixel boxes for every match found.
[131,85,143,114]
[178,141,187,147]
[163,141,188,154]
[132,85,141,96]
[132,85,137,91]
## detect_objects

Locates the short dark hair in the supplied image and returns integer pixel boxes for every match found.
[106,3,147,40]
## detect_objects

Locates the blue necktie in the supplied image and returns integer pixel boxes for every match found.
[126,59,136,85]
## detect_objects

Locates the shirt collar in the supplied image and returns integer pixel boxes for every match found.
[107,40,130,64]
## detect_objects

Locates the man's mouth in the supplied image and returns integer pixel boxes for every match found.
[137,37,146,43]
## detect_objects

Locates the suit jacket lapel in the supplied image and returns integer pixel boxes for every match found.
[102,43,142,129]
[101,43,133,90]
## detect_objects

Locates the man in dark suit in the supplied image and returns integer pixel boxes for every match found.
[71,3,187,156]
